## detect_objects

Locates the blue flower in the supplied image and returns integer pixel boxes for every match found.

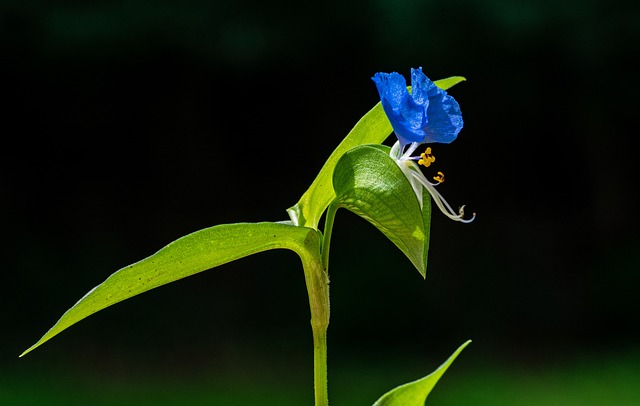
[373,67,474,223]
[372,67,463,150]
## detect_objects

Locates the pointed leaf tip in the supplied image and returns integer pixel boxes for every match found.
[372,340,471,406]
[434,76,466,90]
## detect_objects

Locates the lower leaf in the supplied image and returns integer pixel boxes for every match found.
[372,340,471,406]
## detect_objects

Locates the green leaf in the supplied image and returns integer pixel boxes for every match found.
[287,77,463,230]
[287,102,391,229]
[372,340,471,406]
[331,145,431,277]
[430,76,466,91]
[21,222,321,357]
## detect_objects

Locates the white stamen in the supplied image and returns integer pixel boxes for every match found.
[410,171,475,223]
[390,141,475,223]
[391,141,421,160]
[401,142,420,160]
[396,159,424,208]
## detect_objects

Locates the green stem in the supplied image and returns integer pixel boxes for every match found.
[312,319,329,406]
[298,230,331,406]
[321,202,339,271]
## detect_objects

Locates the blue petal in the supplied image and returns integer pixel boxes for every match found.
[372,72,406,110]
[372,72,427,147]
[410,67,431,107]
[423,78,463,144]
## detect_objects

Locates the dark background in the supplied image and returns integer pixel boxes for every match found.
[2,0,639,404]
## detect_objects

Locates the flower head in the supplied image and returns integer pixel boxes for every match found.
[373,67,474,223]
[372,67,463,150]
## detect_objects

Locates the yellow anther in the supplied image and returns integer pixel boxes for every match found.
[433,171,445,183]
[418,147,436,167]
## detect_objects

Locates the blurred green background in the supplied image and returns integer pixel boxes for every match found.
[2,0,639,404]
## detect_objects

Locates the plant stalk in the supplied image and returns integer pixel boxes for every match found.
[312,319,329,406]
[299,229,331,406]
